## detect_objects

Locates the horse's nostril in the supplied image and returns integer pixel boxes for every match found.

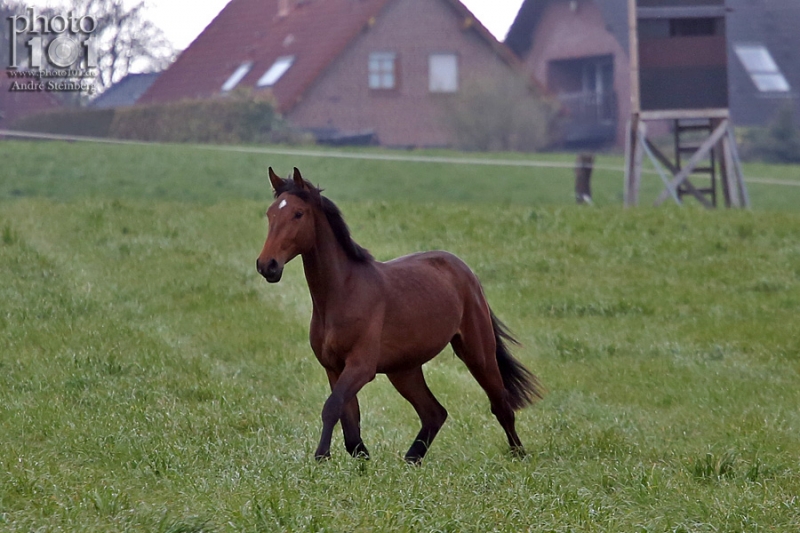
[267,259,279,272]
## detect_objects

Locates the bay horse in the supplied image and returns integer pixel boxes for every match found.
[256,167,542,463]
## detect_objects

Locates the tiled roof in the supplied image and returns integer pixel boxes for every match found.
[138,0,392,111]
[139,0,524,111]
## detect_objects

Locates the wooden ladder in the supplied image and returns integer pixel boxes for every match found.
[674,119,718,207]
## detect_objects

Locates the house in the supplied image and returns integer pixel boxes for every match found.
[138,0,531,147]
[0,77,62,128]
[506,0,800,148]
[90,72,161,109]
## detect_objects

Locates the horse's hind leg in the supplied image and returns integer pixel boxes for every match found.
[451,321,524,455]
[387,367,448,464]
[326,369,369,459]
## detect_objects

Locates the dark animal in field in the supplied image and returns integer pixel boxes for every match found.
[256,167,542,463]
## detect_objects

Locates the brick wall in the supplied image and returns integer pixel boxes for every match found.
[288,0,522,147]
[523,0,631,146]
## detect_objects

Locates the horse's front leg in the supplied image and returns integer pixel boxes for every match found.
[316,360,376,460]
[325,369,369,458]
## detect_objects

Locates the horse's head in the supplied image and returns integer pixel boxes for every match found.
[256,167,318,283]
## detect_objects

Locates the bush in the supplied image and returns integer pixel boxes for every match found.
[740,103,800,163]
[10,108,116,137]
[110,90,284,144]
[10,89,309,145]
[439,76,557,152]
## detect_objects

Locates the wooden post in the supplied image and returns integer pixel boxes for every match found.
[624,116,644,207]
[624,0,641,207]
[726,126,750,207]
[627,0,640,116]
[720,131,735,207]
[575,153,594,204]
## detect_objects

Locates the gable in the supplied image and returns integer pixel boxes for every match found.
[506,0,628,58]
[286,0,533,147]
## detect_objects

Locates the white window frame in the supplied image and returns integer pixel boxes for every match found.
[734,44,790,93]
[368,52,397,90]
[221,61,252,92]
[257,56,295,87]
[428,53,458,93]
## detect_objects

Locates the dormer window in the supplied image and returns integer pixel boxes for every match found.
[221,62,252,92]
[257,56,295,87]
[734,44,790,93]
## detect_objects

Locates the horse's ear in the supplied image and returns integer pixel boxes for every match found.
[292,167,308,190]
[268,167,284,193]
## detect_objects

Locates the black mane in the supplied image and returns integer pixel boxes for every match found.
[274,177,373,263]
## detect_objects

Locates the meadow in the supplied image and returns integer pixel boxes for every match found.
[1,139,799,531]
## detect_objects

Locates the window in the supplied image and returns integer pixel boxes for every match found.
[221,62,252,92]
[734,44,790,93]
[669,17,717,37]
[257,56,294,87]
[429,53,458,93]
[368,52,396,90]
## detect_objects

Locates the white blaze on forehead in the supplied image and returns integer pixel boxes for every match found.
[279,199,287,209]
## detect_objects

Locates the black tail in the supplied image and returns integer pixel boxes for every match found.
[491,310,544,410]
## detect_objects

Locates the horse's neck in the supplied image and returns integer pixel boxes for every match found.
[301,215,355,310]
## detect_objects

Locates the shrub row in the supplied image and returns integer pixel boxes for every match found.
[739,103,800,164]
[10,91,307,145]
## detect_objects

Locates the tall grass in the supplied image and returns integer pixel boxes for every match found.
[0,140,799,531]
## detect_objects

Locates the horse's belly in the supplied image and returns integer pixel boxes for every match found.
[377,292,462,372]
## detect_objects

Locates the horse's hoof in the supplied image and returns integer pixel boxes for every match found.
[315,452,331,462]
[348,441,370,459]
[404,455,424,466]
[510,446,527,459]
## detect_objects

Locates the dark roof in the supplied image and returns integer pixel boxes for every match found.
[595,0,629,54]
[505,0,548,59]
[140,0,523,112]
[726,0,800,126]
[90,72,161,109]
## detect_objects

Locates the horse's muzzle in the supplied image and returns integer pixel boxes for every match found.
[257,258,283,283]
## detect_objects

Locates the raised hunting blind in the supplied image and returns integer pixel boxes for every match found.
[624,0,749,208]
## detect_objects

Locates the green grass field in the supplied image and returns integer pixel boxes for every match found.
[1,139,799,531]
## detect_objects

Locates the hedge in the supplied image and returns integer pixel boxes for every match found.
[9,90,305,145]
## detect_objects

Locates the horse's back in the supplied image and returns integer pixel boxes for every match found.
[374,251,484,370]
[381,250,481,301]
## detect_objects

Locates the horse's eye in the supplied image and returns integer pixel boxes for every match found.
[293,211,303,219]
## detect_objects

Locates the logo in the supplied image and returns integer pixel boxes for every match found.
[6,7,98,95]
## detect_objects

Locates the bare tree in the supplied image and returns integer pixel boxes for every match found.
[3,0,174,104]
[72,0,175,90]
[1,1,56,69]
